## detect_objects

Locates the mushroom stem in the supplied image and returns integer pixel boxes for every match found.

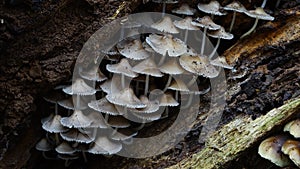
[55,103,58,115]
[261,0,268,8]
[201,27,207,55]
[161,107,169,119]
[188,75,198,87]
[42,152,56,160]
[55,133,59,145]
[276,0,281,8]
[76,94,80,110]
[144,75,150,96]
[82,152,88,163]
[121,74,125,89]
[158,54,167,66]
[64,160,72,167]
[162,2,166,17]
[105,114,109,121]
[182,94,193,109]
[209,37,221,59]
[163,75,173,92]
[175,91,179,100]
[229,11,236,32]
[184,29,189,43]
[240,17,258,38]
[120,25,125,41]
[123,137,134,145]
[135,120,146,130]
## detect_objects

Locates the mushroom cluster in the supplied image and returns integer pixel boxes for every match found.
[258,119,300,168]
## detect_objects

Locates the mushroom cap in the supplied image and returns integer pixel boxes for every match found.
[42,114,68,133]
[244,7,274,21]
[207,26,234,40]
[110,128,138,141]
[168,79,190,92]
[87,111,108,128]
[258,135,291,167]
[173,17,200,31]
[79,66,107,82]
[132,58,163,77]
[88,98,122,116]
[88,136,122,155]
[152,0,178,3]
[210,56,233,69]
[159,93,179,107]
[106,87,146,108]
[101,46,119,55]
[282,140,300,155]
[159,58,185,75]
[63,78,96,96]
[43,92,65,104]
[36,138,52,151]
[117,39,151,60]
[179,54,219,78]
[284,119,300,138]
[106,58,138,78]
[55,142,77,155]
[172,3,197,15]
[60,110,93,128]
[41,113,54,124]
[57,97,88,110]
[146,34,187,57]
[287,147,300,167]
[60,129,95,143]
[131,110,163,121]
[99,78,122,95]
[223,1,247,13]
[151,16,179,34]
[197,1,227,16]
[191,16,221,30]
[130,95,160,113]
[107,116,131,128]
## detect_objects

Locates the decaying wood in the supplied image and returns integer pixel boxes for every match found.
[168,98,300,169]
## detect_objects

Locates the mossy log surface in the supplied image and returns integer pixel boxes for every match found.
[168,98,300,169]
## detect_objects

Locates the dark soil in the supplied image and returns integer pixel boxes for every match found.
[0,0,299,169]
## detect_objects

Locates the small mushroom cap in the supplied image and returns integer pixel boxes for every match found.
[168,79,190,92]
[99,78,122,95]
[106,58,138,78]
[159,58,185,75]
[146,34,187,57]
[207,26,234,40]
[88,136,122,155]
[57,97,87,110]
[132,58,163,77]
[287,147,300,167]
[191,16,221,30]
[60,129,95,143]
[173,17,200,31]
[55,142,76,155]
[223,1,247,13]
[210,56,233,69]
[282,140,300,155]
[111,128,138,141]
[244,7,274,21]
[63,78,96,96]
[107,116,131,128]
[106,87,146,108]
[41,113,54,124]
[101,46,119,55]
[284,119,300,138]
[152,0,178,3]
[130,95,160,113]
[172,3,197,15]
[42,114,68,133]
[258,135,291,167]
[179,54,219,78]
[151,16,179,34]
[88,98,122,116]
[117,39,150,60]
[36,138,52,152]
[159,93,179,107]
[87,111,108,128]
[60,110,93,128]
[197,1,227,16]
[79,66,107,82]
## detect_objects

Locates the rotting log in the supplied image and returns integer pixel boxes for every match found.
[167,98,300,169]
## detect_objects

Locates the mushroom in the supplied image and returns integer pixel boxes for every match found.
[36,138,52,152]
[210,56,233,69]
[106,58,138,88]
[88,136,122,155]
[197,1,227,17]
[60,110,93,128]
[117,39,151,60]
[60,129,95,144]
[55,142,76,155]
[284,119,300,138]
[207,26,234,59]
[42,114,68,133]
[58,97,88,110]
[107,116,131,128]
[258,135,291,167]
[281,140,300,167]
[240,7,274,38]
[130,95,160,114]
[79,65,107,82]
[173,17,200,42]
[99,78,122,95]
[87,111,108,128]
[191,16,221,55]
[151,0,179,17]
[88,98,122,116]
[179,54,219,78]
[223,1,247,32]
[151,16,179,34]
[172,3,196,16]
[110,128,138,141]
[132,58,163,95]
